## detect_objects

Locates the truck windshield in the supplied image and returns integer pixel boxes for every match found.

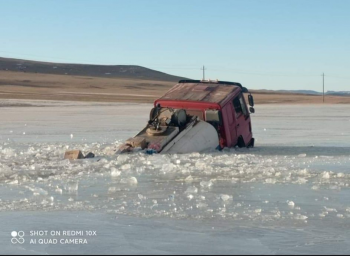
[233,95,248,116]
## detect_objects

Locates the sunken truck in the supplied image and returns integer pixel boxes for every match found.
[118,79,255,154]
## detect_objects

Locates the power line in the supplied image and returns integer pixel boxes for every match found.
[325,75,350,79]
[210,70,318,77]
[1,51,350,80]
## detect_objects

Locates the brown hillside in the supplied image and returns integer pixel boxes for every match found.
[0,70,349,104]
[0,57,187,82]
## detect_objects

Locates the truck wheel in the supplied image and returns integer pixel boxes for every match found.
[237,137,245,148]
[247,138,255,148]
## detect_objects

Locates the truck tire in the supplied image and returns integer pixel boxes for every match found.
[247,138,255,148]
[237,137,245,148]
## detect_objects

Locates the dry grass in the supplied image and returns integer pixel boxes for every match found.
[0,71,349,104]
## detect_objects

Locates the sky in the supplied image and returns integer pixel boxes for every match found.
[0,0,349,91]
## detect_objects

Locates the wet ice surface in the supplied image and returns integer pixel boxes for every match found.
[1,100,350,254]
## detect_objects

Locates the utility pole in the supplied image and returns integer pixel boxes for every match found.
[201,66,206,80]
[323,73,325,103]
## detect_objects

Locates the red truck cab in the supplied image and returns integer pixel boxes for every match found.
[154,80,255,149]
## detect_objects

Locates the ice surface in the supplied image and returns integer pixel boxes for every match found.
[1,100,350,254]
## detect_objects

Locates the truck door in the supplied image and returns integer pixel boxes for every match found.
[232,94,251,145]
[221,103,238,147]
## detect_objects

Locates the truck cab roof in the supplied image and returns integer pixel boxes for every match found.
[157,80,248,106]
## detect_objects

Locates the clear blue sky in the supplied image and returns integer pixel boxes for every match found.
[0,0,349,91]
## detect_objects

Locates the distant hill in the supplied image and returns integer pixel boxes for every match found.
[1,57,349,97]
[0,57,188,82]
[326,91,350,96]
[265,89,350,97]
[276,90,321,95]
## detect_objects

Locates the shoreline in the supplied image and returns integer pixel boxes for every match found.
[1,71,349,104]
[0,93,349,105]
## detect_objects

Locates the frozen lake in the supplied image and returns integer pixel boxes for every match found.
[1,99,350,255]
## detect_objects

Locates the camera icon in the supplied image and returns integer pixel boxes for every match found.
[11,231,25,244]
